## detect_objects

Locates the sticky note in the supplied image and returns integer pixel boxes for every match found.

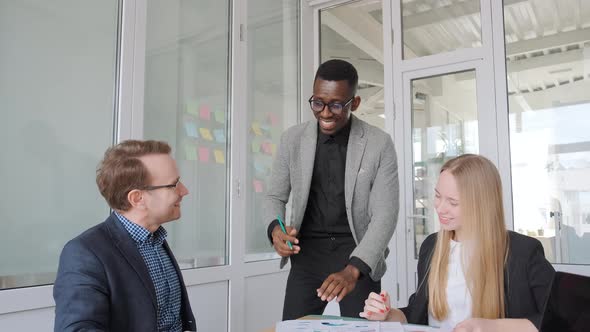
[184,145,197,160]
[251,141,261,153]
[253,161,268,176]
[214,149,225,164]
[213,129,225,143]
[184,122,199,138]
[199,128,213,141]
[261,142,272,155]
[186,101,199,115]
[270,143,277,155]
[267,113,279,125]
[199,105,211,120]
[251,122,263,136]
[214,111,225,123]
[253,179,264,193]
[198,147,209,163]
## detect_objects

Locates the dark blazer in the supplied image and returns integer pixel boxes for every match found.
[400,231,555,329]
[53,214,197,332]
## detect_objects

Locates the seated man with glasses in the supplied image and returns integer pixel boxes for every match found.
[54,140,196,332]
[266,59,399,319]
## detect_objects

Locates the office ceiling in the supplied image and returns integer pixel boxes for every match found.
[320,0,590,118]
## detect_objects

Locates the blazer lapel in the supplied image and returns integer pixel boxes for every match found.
[106,215,158,311]
[298,121,317,227]
[345,116,367,211]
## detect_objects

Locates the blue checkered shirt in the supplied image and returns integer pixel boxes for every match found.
[115,212,183,332]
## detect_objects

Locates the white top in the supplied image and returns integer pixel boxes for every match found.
[428,239,472,329]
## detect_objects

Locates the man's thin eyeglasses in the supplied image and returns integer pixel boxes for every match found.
[142,178,180,191]
[308,96,354,115]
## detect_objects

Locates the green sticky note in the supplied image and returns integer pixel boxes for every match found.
[185,101,199,115]
[251,140,261,153]
[214,111,225,123]
[184,145,197,160]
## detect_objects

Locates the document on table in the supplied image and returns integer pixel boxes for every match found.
[275,319,404,332]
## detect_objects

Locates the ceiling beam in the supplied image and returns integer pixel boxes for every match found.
[507,48,584,73]
[321,7,383,64]
[403,0,527,30]
[507,27,590,56]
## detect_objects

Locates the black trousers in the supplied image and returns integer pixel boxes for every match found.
[282,236,381,320]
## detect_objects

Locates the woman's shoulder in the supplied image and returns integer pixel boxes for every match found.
[507,230,546,262]
[508,230,543,250]
[418,232,438,258]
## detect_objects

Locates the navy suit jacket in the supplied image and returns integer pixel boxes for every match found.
[53,214,197,331]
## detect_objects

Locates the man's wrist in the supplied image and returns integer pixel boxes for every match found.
[266,219,280,245]
[348,256,371,279]
[344,264,360,280]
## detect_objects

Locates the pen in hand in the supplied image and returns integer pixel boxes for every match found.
[276,215,293,250]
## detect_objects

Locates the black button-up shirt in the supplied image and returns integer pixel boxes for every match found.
[299,119,352,238]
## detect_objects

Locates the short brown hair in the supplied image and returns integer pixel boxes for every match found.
[96,140,171,211]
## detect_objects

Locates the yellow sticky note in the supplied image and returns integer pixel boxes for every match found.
[199,128,213,141]
[214,149,225,164]
[251,122,262,136]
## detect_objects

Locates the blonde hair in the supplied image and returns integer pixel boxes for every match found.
[427,154,508,320]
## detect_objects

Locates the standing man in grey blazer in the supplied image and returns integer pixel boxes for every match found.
[265,59,399,319]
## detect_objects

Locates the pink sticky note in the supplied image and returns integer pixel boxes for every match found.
[253,179,264,193]
[261,142,272,155]
[199,105,211,120]
[267,113,279,125]
[198,147,209,163]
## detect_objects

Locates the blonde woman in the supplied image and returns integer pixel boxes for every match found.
[360,154,554,332]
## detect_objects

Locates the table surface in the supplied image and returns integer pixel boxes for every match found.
[262,315,437,332]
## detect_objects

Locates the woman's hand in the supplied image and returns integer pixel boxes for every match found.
[455,318,537,332]
[359,291,391,321]
[454,318,496,332]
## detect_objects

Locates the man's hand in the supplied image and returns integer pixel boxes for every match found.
[271,225,300,257]
[317,265,360,302]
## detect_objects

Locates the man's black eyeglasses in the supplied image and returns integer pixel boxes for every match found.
[308,96,354,115]
[142,178,180,191]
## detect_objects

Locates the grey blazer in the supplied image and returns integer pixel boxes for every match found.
[265,115,399,280]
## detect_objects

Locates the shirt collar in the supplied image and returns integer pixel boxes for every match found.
[317,116,352,145]
[114,211,167,246]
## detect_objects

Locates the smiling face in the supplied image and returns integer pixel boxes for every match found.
[311,79,360,135]
[140,153,189,225]
[434,170,463,240]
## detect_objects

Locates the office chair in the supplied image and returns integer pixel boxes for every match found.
[541,271,590,332]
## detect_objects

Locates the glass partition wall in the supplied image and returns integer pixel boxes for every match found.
[0,0,119,289]
[505,0,590,265]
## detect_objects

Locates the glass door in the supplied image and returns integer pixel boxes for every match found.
[402,60,493,292]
